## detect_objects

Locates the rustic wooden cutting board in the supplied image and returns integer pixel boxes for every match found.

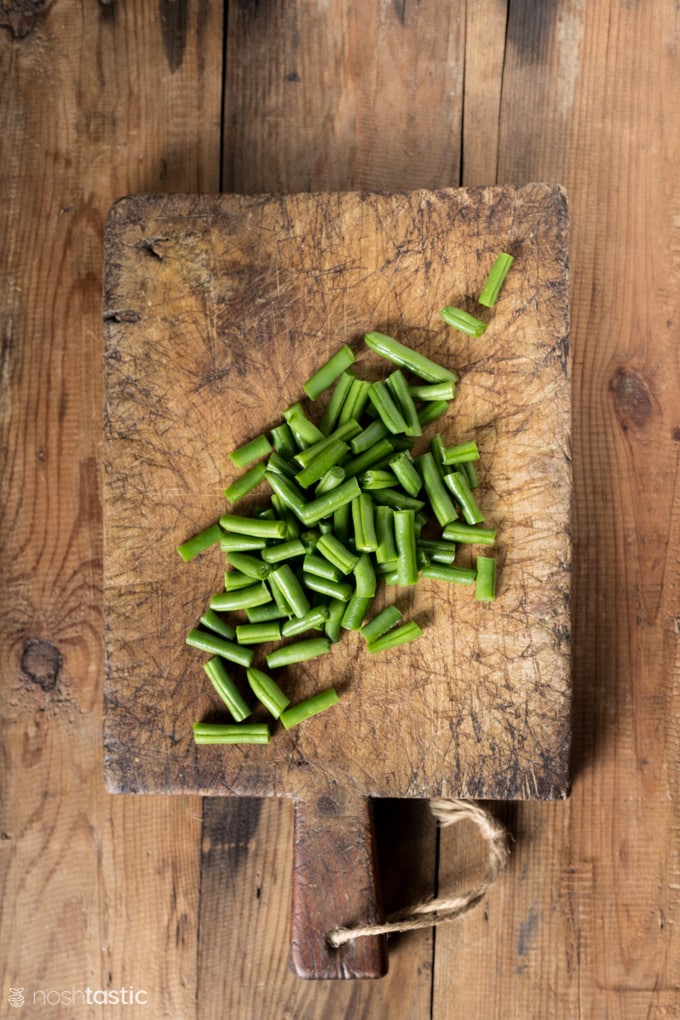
[103,185,571,979]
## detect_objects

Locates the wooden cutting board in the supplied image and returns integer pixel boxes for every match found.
[103,185,571,979]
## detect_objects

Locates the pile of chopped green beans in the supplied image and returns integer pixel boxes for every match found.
[179,254,513,745]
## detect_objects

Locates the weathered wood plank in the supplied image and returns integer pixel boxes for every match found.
[0,2,223,1016]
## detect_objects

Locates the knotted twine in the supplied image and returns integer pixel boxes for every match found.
[327,799,510,948]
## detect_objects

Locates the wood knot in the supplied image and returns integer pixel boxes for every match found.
[21,637,62,691]
[609,365,653,431]
[0,0,54,39]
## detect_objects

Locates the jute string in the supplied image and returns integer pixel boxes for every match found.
[327,799,510,948]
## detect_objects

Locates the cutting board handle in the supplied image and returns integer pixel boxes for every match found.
[290,791,387,979]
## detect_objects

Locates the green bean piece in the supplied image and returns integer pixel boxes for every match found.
[393,509,418,586]
[270,422,298,459]
[422,563,477,586]
[319,370,355,435]
[295,439,349,488]
[343,438,396,479]
[267,571,295,617]
[442,440,480,464]
[360,605,403,644]
[475,556,497,600]
[371,488,426,513]
[315,465,346,495]
[230,433,273,469]
[430,434,447,474]
[281,606,330,638]
[408,381,456,401]
[235,621,282,645]
[264,470,308,521]
[478,252,514,307]
[220,534,267,553]
[418,452,459,527]
[224,461,267,505]
[260,539,305,564]
[303,344,356,400]
[270,563,311,619]
[298,477,361,526]
[375,505,397,565]
[442,522,496,546]
[416,538,457,564]
[353,552,377,597]
[209,583,273,614]
[303,572,352,602]
[266,637,331,669]
[193,722,270,745]
[366,620,423,653]
[324,597,347,643]
[315,533,359,575]
[364,331,457,383]
[270,495,303,539]
[266,451,299,480]
[245,601,289,623]
[177,522,223,562]
[385,369,422,437]
[246,667,291,719]
[460,459,479,489]
[219,513,286,540]
[350,419,389,454]
[280,688,340,730]
[389,451,422,496]
[300,529,320,553]
[444,470,485,525]
[417,399,450,427]
[439,306,488,337]
[341,594,373,630]
[224,568,258,591]
[203,657,251,721]
[332,501,352,543]
[199,610,236,642]
[186,628,255,668]
[226,550,270,580]
[303,553,344,583]
[284,403,325,449]
[293,419,360,468]
[338,377,372,426]
[367,380,408,434]
[351,492,378,552]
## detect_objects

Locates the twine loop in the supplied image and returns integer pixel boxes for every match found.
[327,799,510,948]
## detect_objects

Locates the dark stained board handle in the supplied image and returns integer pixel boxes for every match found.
[290,792,387,979]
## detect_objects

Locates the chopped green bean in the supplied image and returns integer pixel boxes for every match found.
[270,563,311,619]
[293,419,360,468]
[295,438,349,488]
[186,628,255,668]
[417,452,459,526]
[203,657,251,721]
[209,583,272,614]
[352,492,378,552]
[235,621,282,644]
[439,306,488,337]
[364,331,457,383]
[199,610,236,641]
[417,399,450,427]
[270,422,298,458]
[343,438,396,479]
[224,461,267,504]
[338,377,372,426]
[371,488,425,513]
[245,601,289,623]
[375,505,397,565]
[246,667,290,718]
[350,419,389,454]
[385,369,422,437]
[478,252,514,308]
[360,468,398,490]
[266,451,299,480]
[298,477,361,526]
[324,597,347,643]
[415,538,457,564]
[422,563,476,585]
[177,522,223,562]
[261,539,306,563]
[193,722,270,745]
[219,533,267,553]
[367,380,408,434]
[319,370,355,435]
[303,572,352,602]
[360,605,404,644]
[442,440,480,464]
[408,381,456,401]
[366,620,423,653]
[230,433,272,469]
[442,522,496,545]
[315,532,359,574]
[393,509,418,586]
[443,470,485,525]
[303,344,355,399]
[266,637,331,668]
[219,513,286,540]
[475,556,497,600]
[284,403,325,449]
[303,553,343,582]
[314,466,346,495]
[281,606,330,638]
[353,552,377,597]
[226,550,271,580]
[280,688,339,730]
[389,451,422,497]
[341,594,373,630]
[224,568,259,591]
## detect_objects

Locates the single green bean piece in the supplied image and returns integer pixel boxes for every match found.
[220,533,267,553]
[460,459,479,489]
[350,419,389,454]
[353,552,377,597]
[177,522,223,562]
[360,605,404,644]
[281,606,329,638]
[186,628,255,668]
[264,470,308,522]
[343,438,396,479]
[284,403,325,449]
[193,722,270,745]
[270,422,298,458]
[442,440,480,464]
[226,550,271,580]
[315,532,359,574]
[261,539,306,563]
[444,470,485,525]
[360,469,398,490]
[298,477,361,526]
[219,513,286,540]
[367,380,408,434]
[245,601,289,623]
[416,538,457,564]
[332,501,352,543]
[478,252,514,308]
[203,657,251,721]
[371,488,426,513]
[385,369,422,436]
[338,377,372,426]
[235,621,282,645]
[475,556,497,600]
[315,465,346,495]
[303,553,344,582]
[442,522,496,545]
[224,568,259,591]
[303,344,355,400]
[375,505,397,565]
[439,306,488,337]
[319,370,355,435]
[408,381,456,401]
[324,597,347,643]
[303,572,352,602]
[267,571,295,617]
[389,451,422,496]
[266,637,331,669]
[270,563,311,619]
[366,620,423,653]
[230,433,272,469]
[352,492,378,552]
[364,331,457,383]
[341,594,373,630]
[246,667,290,718]
[417,399,450,426]
[209,584,272,614]
[293,419,361,468]
[199,610,236,641]
[266,451,299,480]
[393,509,418,586]
[418,452,459,527]
[422,563,476,586]
[224,461,267,505]
[280,688,339,730]
[295,439,349,488]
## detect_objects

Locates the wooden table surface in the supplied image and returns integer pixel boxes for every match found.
[1,2,678,1017]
